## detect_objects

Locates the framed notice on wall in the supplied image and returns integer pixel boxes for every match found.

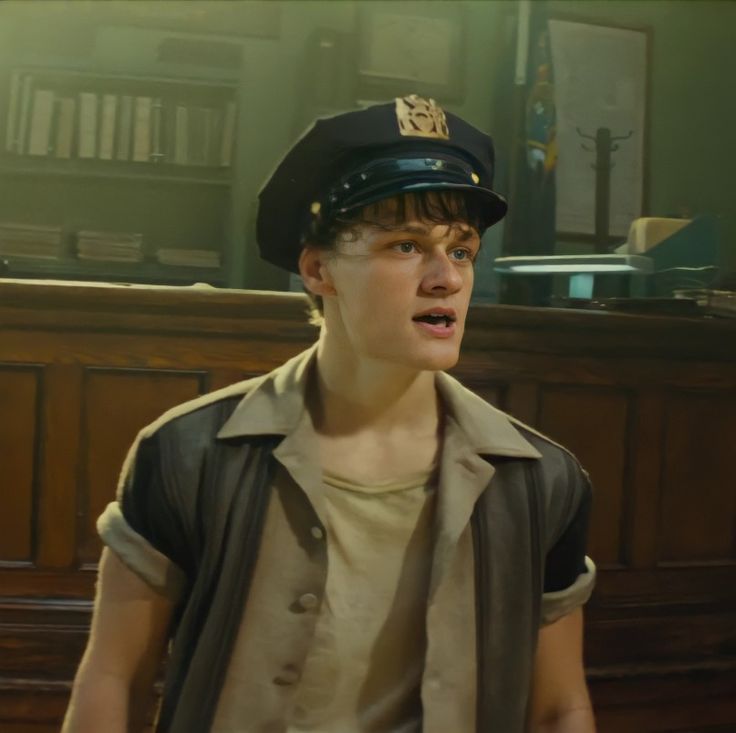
[356,5,466,103]
[549,19,649,238]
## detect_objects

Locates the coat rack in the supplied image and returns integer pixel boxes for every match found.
[576,126,633,252]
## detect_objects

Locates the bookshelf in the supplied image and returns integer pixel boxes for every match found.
[0,66,238,286]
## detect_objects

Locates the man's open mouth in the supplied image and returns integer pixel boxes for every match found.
[412,313,456,327]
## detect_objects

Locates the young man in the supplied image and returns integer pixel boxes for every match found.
[63,95,596,733]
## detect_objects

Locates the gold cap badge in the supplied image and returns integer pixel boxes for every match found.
[395,94,450,140]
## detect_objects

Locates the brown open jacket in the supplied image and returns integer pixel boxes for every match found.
[98,345,595,732]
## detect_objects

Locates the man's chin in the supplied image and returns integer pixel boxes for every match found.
[406,342,462,372]
[362,334,463,372]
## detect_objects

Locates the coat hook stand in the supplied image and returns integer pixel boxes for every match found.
[576,126,633,253]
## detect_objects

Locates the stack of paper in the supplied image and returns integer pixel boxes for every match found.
[0,222,63,259]
[76,230,144,262]
[156,248,221,268]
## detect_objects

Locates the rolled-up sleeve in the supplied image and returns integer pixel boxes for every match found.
[541,460,596,626]
[541,555,596,625]
[97,428,188,602]
[97,501,186,599]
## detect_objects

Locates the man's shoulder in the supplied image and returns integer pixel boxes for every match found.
[504,414,578,466]
[438,370,580,468]
[462,381,586,482]
[499,412,591,499]
[138,373,267,444]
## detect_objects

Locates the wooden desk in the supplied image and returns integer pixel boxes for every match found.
[1,280,734,732]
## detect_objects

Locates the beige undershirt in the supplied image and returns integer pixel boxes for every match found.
[287,469,437,733]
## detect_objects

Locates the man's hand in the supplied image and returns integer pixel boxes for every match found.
[529,607,596,732]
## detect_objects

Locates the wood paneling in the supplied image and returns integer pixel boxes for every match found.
[591,667,736,733]
[586,610,736,667]
[207,368,255,392]
[627,392,666,569]
[537,386,630,567]
[659,391,736,564]
[0,366,40,563]
[35,365,83,570]
[456,379,505,410]
[77,368,206,564]
[503,382,539,426]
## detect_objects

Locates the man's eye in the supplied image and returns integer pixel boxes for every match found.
[451,248,474,262]
[393,241,418,254]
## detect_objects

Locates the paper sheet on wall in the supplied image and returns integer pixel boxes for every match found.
[549,20,647,236]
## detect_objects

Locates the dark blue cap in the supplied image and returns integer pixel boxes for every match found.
[257,95,508,273]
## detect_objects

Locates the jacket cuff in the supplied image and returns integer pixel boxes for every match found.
[540,556,596,626]
[97,501,187,600]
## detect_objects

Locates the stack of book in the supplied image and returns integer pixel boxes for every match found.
[172,103,236,167]
[0,222,63,259]
[5,70,237,167]
[156,248,221,268]
[76,230,144,263]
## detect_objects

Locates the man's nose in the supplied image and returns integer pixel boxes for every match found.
[421,250,464,294]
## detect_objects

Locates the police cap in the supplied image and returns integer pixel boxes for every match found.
[257,94,508,273]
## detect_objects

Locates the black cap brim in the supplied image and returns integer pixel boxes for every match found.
[337,180,508,231]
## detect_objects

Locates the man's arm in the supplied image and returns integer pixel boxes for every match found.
[528,607,596,733]
[62,548,176,733]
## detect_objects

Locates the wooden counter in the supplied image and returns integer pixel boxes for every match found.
[1,279,735,732]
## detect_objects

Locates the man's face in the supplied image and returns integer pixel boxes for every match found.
[321,196,480,372]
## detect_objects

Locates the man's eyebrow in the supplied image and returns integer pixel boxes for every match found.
[454,228,477,242]
[366,222,430,235]
[366,222,478,241]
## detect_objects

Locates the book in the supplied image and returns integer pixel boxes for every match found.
[0,221,63,259]
[48,96,61,158]
[150,97,163,162]
[27,89,55,156]
[98,93,117,160]
[132,96,152,162]
[162,101,177,163]
[201,108,213,167]
[5,70,22,153]
[54,97,76,159]
[174,105,188,165]
[77,92,98,159]
[156,247,221,268]
[116,95,133,161]
[16,74,34,155]
[186,106,209,167]
[76,229,144,263]
[0,221,62,234]
[220,100,236,167]
[206,108,224,166]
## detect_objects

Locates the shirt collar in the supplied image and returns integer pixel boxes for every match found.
[217,343,541,461]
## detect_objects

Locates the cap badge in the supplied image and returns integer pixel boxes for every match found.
[395,95,449,140]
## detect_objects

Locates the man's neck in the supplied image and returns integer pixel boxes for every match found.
[310,332,441,441]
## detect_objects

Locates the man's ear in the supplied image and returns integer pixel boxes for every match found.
[299,246,337,297]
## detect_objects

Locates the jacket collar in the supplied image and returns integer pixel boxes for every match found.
[434,371,541,459]
[217,343,541,461]
[217,343,319,440]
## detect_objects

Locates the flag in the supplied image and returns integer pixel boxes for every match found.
[504,0,557,259]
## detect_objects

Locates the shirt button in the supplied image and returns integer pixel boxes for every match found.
[298,592,319,611]
[273,666,301,686]
[310,526,324,540]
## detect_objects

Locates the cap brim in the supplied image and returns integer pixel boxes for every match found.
[338,180,508,230]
